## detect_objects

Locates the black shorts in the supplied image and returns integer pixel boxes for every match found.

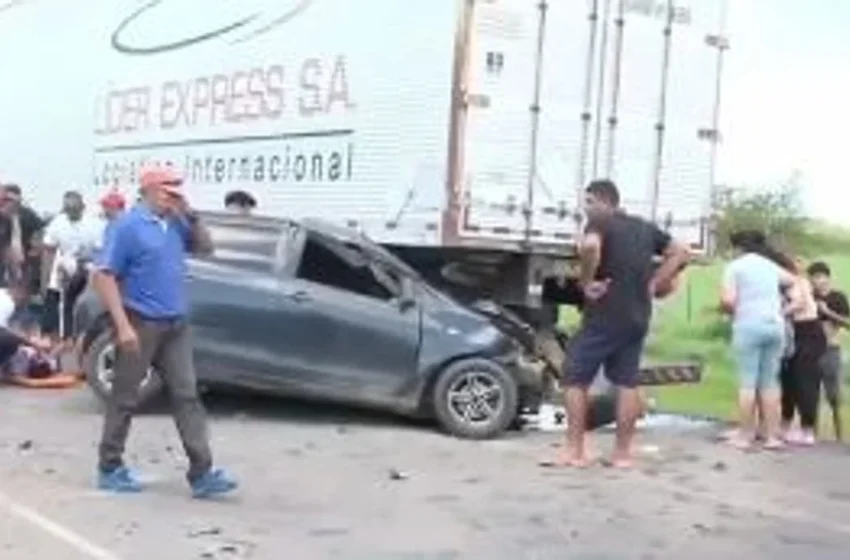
[563,322,647,388]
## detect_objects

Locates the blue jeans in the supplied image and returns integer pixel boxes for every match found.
[732,319,784,390]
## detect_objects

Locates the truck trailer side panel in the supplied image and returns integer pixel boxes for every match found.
[0,0,726,250]
[455,0,727,248]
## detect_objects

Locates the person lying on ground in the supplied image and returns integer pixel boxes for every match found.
[0,322,55,380]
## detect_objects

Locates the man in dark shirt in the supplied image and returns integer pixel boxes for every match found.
[808,261,849,440]
[0,184,46,297]
[2,185,46,252]
[560,180,690,468]
[0,192,20,325]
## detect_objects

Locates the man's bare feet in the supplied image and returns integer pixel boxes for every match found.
[539,445,593,468]
[605,449,634,469]
[559,441,594,467]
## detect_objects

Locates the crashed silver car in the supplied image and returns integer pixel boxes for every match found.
[74,215,558,439]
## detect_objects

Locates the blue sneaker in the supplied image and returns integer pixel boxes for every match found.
[190,468,238,499]
[97,466,143,493]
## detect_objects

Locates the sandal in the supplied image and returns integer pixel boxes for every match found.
[762,438,786,451]
[726,435,755,451]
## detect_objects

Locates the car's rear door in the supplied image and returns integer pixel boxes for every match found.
[189,222,323,393]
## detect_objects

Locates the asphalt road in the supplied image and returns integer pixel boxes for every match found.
[0,387,849,560]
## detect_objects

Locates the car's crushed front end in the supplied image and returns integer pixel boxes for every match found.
[458,300,560,416]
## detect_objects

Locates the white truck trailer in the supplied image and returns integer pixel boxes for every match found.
[0,0,728,314]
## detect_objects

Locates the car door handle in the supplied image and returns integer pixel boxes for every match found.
[283,290,311,303]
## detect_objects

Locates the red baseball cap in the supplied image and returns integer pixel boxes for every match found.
[139,165,184,196]
[100,188,126,210]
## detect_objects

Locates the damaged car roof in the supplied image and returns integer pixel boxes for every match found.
[202,211,421,279]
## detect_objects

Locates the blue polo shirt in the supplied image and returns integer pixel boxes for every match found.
[96,204,192,320]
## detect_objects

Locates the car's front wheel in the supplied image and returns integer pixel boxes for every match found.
[83,328,163,406]
[432,358,519,439]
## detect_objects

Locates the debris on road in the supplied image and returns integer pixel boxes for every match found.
[188,526,223,538]
[388,468,409,481]
[199,540,256,559]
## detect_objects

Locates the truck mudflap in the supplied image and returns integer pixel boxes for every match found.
[534,330,703,387]
[637,361,703,386]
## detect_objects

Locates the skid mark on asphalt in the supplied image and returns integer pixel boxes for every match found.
[0,489,123,560]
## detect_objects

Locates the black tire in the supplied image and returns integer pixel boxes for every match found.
[432,357,519,439]
[83,327,164,406]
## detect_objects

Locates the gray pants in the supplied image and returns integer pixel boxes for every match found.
[98,314,213,481]
[821,346,843,407]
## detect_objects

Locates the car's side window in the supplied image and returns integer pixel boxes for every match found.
[294,237,397,301]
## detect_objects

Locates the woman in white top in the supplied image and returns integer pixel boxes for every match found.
[720,231,802,449]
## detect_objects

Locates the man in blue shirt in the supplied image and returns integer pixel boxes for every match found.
[93,166,237,498]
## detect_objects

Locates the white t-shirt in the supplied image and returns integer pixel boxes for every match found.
[43,213,104,291]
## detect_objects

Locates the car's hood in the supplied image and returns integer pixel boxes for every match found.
[418,286,516,353]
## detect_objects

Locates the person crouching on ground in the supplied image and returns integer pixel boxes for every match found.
[558,179,690,468]
[808,261,849,441]
[92,165,238,498]
[719,231,802,450]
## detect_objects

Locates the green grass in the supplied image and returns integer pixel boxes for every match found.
[558,227,850,437]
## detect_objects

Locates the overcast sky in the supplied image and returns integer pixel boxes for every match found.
[716,0,850,222]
